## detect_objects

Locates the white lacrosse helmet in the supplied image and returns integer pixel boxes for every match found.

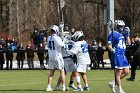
[50,25,59,33]
[73,31,84,41]
[63,31,71,39]
[115,20,125,26]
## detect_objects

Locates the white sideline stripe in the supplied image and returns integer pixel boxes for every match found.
[0,82,45,87]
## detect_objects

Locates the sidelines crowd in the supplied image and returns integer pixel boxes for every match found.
[0,32,48,70]
[0,31,109,70]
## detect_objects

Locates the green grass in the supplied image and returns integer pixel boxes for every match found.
[0,70,139,93]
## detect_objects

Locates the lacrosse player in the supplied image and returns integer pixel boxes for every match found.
[66,31,91,91]
[46,25,66,91]
[55,31,77,90]
[108,20,131,93]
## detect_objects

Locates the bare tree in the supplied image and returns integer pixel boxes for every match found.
[0,0,140,44]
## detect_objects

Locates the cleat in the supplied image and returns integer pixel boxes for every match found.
[65,87,69,91]
[126,77,134,81]
[73,87,83,91]
[62,86,69,91]
[46,87,52,91]
[108,82,116,93]
[83,86,90,91]
[55,85,59,91]
[69,84,77,89]
[118,90,125,93]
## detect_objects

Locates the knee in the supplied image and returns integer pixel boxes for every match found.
[123,70,129,76]
[80,72,85,76]
[125,71,129,76]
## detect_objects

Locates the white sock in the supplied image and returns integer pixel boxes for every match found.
[75,76,82,88]
[75,76,81,83]
[85,83,88,87]
[118,86,123,91]
[47,84,51,88]
[78,84,82,89]
[62,83,65,88]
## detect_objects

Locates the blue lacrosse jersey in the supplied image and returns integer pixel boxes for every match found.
[108,31,129,69]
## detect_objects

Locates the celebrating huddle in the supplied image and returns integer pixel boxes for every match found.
[46,25,90,91]
[45,19,132,93]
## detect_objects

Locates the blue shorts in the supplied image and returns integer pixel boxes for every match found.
[111,53,129,69]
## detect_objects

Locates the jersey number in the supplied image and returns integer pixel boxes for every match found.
[118,40,126,49]
[81,44,88,53]
[48,41,55,50]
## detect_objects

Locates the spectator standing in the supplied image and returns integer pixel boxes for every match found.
[11,38,17,45]
[90,40,98,69]
[16,43,25,69]
[26,43,34,69]
[0,39,6,48]
[88,43,93,69]
[38,31,44,44]
[37,43,45,69]
[0,44,5,69]
[96,41,104,68]
[31,29,39,50]
[125,44,132,66]
[126,34,140,81]
[6,36,11,47]
[6,43,14,69]
[43,37,49,67]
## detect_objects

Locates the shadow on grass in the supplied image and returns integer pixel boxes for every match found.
[0,89,45,91]
[0,89,70,92]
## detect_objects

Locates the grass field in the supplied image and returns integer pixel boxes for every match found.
[0,70,139,93]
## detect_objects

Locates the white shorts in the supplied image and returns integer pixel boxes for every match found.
[75,64,88,73]
[64,60,76,73]
[48,58,64,70]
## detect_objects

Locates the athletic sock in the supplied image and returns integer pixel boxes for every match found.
[47,84,51,88]
[69,81,74,84]
[78,84,82,89]
[118,86,123,91]
[85,83,89,87]
[75,76,80,83]
[62,83,65,88]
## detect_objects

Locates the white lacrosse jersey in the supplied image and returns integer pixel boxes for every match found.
[62,40,75,61]
[67,40,91,64]
[47,34,64,59]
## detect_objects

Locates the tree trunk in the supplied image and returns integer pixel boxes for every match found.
[0,0,2,33]
[16,0,20,42]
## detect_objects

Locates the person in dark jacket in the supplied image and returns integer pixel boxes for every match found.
[31,29,39,50]
[37,43,45,69]
[16,44,25,69]
[26,43,34,69]
[38,31,44,44]
[6,43,13,69]
[126,35,140,81]
[0,44,5,69]
[5,36,11,47]
[96,41,104,68]
[89,40,98,69]
[125,44,132,66]
[0,39,6,48]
